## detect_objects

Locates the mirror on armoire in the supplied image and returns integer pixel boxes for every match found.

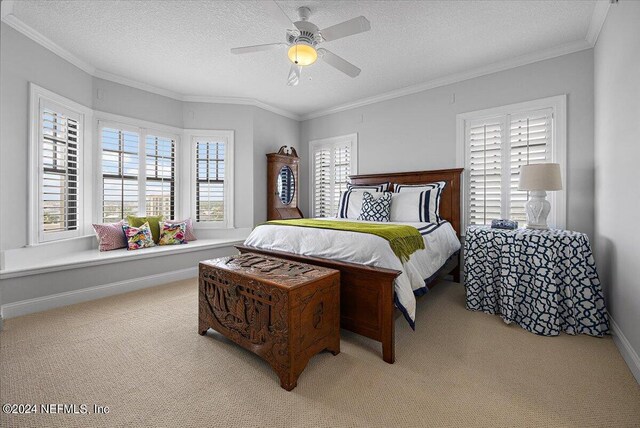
[267,146,303,220]
[277,165,295,205]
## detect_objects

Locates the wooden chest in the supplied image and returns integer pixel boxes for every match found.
[198,253,340,391]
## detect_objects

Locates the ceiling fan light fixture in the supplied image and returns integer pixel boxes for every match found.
[287,43,317,66]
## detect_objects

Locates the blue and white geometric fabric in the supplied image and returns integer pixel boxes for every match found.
[358,191,392,222]
[463,226,609,337]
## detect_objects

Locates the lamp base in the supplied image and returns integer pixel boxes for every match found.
[525,224,549,230]
[524,190,551,230]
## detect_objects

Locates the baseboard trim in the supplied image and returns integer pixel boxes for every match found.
[0,267,197,319]
[609,312,640,384]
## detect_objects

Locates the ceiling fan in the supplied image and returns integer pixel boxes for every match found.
[230,2,371,86]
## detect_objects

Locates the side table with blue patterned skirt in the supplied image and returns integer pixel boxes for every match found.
[463,226,609,336]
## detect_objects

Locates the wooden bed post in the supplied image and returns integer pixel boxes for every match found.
[381,279,396,364]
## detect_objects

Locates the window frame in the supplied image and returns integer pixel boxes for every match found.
[456,95,567,233]
[28,84,93,245]
[308,133,359,218]
[95,114,181,223]
[186,130,235,229]
[144,134,177,220]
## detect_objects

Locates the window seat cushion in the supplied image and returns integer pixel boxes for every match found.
[0,238,244,279]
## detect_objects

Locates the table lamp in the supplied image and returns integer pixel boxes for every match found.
[518,163,562,229]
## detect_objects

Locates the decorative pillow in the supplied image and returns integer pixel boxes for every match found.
[390,190,443,223]
[164,218,197,241]
[127,215,163,243]
[347,182,390,192]
[122,222,155,250]
[159,222,187,246]
[358,192,391,222]
[338,190,392,219]
[392,181,446,223]
[92,220,127,251]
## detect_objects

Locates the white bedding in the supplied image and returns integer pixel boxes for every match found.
[243,218,461,327]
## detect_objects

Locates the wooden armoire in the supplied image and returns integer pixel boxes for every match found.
[267,146,304,220]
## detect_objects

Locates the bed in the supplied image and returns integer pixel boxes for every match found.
[237,168,463,363]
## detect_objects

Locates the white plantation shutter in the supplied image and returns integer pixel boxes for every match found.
[145,135,175,219]
[333,145,351,215]
[101,127,140,222]
[40,107,80,240]
[195,139,225,222]
[311,136,356,217]
[313,148,332,217]
[508,109,553,222]
[467,119,503,226]
[464,107,555,227]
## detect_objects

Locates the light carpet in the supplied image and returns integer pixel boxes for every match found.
[1,279,639,428]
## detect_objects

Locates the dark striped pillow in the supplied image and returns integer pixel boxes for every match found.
[394,181,446,223]
[347,182,391,192]
[418,188,443,223]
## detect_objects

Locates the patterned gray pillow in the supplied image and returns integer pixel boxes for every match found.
[358,191,392,222]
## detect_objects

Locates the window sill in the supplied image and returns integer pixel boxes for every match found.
[0,237,246,280]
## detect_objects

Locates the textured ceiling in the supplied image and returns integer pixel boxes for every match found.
[11,0,597,116]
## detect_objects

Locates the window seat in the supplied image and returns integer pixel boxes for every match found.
[0,237,245,280]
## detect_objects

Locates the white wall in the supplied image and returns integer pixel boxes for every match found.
[0,23,94,251]
[182,102,255,229]
[299,49,595,237]
[94,77,184,128]
[252,107,300,225]
[594,0,640,379]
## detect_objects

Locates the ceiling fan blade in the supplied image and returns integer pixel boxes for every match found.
[320,16,371,42]
[264,0,295,29]
[230,43,285,54]
[318,48,361,78]
[287,65,301,86]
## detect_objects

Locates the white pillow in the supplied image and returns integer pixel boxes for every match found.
[394,181,446,193]
[347,182,391,192]
[390,190,444,223]
[338,190,391,219]
[390,192,420,222]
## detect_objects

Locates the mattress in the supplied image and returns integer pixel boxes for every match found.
[243,218,461,327]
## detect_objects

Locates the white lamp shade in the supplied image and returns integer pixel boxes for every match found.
[518,163,563,191]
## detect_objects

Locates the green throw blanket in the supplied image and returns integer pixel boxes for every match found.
[265,219,425,263]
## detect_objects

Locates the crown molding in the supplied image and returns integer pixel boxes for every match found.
[586,0,611,46]
[300,39,592,120]
[1,9,301,121]
[1,7,96,75]
[182,95,300,120]
[2,2,607,124]
[0,0,15,19]
[93,69,185,101]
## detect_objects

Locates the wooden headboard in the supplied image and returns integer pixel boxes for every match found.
[349,168,464,237]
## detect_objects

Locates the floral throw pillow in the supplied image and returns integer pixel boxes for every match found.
[122,222,155,250]
[159,222,187,246]
[164,218,197,241]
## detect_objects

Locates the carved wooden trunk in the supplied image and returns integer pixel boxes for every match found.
[198,253,340,391]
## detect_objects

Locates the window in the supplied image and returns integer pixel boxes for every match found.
[101,127,140,222]
[190,131,234,227]
[309,134,358,217]
[145,135,175,219]
[99,122,178,222]
[29,85,89,244]
[457,96,566,230]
